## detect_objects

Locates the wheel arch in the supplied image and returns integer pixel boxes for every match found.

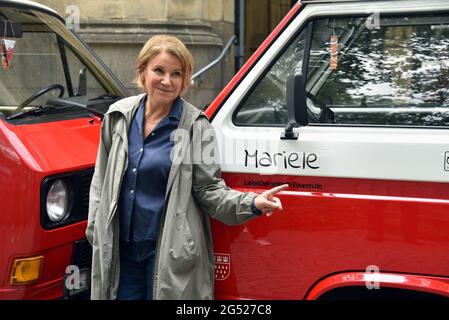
[305,271,449,300]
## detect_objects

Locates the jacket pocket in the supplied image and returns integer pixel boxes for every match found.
[168,212,199,274]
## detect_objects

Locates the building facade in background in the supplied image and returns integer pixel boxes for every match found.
[35,0,293,108]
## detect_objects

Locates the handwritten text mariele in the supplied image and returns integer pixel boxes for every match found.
[244,150,319,170]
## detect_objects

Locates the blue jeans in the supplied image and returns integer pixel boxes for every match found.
[116,240,157,300]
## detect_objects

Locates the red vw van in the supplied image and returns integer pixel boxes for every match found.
[208,0,449,300]
[0,0,126,299]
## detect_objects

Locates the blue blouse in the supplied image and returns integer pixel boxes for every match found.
[118,95,183,241]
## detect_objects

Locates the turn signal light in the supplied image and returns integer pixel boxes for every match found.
[9,256,43,285]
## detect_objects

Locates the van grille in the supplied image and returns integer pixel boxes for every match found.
[81,170,94,215]
[72,238,92,269]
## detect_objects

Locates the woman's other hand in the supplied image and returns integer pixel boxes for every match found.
[254,184,289,216]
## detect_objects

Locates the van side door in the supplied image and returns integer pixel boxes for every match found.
[211,1,449,300]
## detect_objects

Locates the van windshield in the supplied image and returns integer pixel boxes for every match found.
[0,6,122,119]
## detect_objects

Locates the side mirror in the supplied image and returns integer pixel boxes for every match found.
[281,73,309,140]
[77,67,87,96]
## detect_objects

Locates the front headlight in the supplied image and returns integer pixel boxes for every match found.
[41,169,93,230]
[46,179,70,222]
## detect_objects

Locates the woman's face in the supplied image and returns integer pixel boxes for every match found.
[142,50,184,108]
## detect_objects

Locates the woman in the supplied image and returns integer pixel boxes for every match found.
[86,35,288,300]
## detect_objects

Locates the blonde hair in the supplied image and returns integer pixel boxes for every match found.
[135,35,194,94]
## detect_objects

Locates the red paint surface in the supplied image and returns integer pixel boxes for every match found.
[0,117,101,299]
[212,172,449,299]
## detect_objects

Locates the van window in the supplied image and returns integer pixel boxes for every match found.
[235,13,449,127]
[0,7,115,119]
[307,14,449,127]
[234,31,306,125]
[0,31,105,107]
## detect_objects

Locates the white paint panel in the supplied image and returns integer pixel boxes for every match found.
[212,0,449,184]
[215,126,449,182]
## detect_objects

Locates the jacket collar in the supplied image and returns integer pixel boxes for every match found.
[106,93,146,123]
[165,100,204,198]
[106,93,198,132]
[105,93,205,198]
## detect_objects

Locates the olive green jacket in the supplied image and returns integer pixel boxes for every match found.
[86,94,257,300]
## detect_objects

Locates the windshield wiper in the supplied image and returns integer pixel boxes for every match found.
[7,102,105,121]
[6,104,56,120]
[50,100,105,119]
